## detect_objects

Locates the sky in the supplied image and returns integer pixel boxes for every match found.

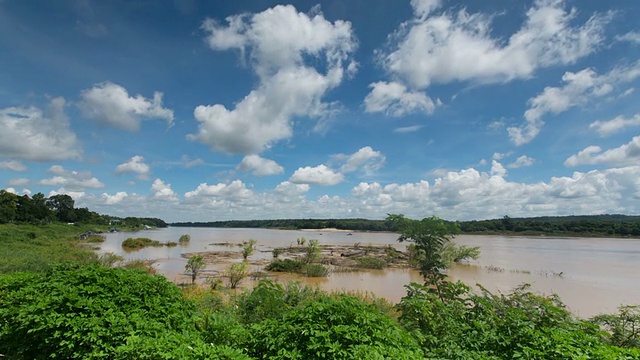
[1,0,640,223]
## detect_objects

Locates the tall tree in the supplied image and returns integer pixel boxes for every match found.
[46,194,75,222]
[0,190,18,223]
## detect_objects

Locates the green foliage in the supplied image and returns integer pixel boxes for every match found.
[388,214,460,287]
[247,295,424,359]
[354,257,388,269]
[396,281,639,359]
[303,238,321,263]
[121,237,163,249]
[241,239,257,259]
[0,223,101,274]
[179,234,191,244]
[265,258,305,272]
[592,305,640,348]
[265,259,329,277]
[226,261,248,289]
[122,259,157,274]
[441,242,481,264]
[0,263,197,359]
[272,247,285,258]
[302,263,330,277]
[185,255,206,284]
[296,236,307,246]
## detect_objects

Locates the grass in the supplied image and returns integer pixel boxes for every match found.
[265,259,330,277]
[0,223,105,274]
[354,257,388,270]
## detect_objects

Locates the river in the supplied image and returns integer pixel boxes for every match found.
[97,227,640,318]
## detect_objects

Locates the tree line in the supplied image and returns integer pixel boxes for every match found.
[172,214,640,237]
[0,190,167,228]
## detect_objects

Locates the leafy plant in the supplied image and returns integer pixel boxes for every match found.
[226,261,248,289]
[592,305,640,348]
[178,234,191,244]
[272,247,285,258]
[0,263,196,359]
[121,237,163,250]
[303,238,321,264]
[241,239,257,259]
[265,259,305,272]
[302,263,330,277]
[185,255,206,284]
[247,295,424,359]
[354,257,387,269]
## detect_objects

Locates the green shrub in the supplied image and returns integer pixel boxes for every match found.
[178,234,191,244]
[247,295,424,359]
[121,237,163,249]
[302,263,330,277]
[0,263,196,359]
[354,257,388,269]
[265,259,305,272]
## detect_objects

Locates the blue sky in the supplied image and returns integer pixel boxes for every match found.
[1,0,640,222]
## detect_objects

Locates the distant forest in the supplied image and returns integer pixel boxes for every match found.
[172,214,640,237]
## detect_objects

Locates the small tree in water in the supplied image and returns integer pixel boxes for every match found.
[386,214,461,294]
[185,255,205,284]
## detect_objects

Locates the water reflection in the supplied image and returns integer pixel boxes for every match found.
[97,228,640,317]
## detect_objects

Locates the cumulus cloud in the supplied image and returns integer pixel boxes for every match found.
[39,165,104,191]
[101,191,128,205]
[364,81,439,116]
[115,155,151,180]
[589,114,640,137]
[490,160,507,177]
[0,160,26,171]
[509,61,640,145]
[0,97,81,161]
[376,0,608,92]
[79,82,174,131]
[289,164,344,186]
[237,154,284,176]
[274,181,310,203]
[184,180,253,203]
[565,136,640,167]
[189,4,356,154]
[150,178,178,201]
[508,155,535,168]
[332,146,386,174]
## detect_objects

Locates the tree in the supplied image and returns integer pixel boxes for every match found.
[185,255,206,284]
[46,194,75,222]
[241,239,257,259]
[387,214,459,289]
[226,262,249,289]
[0,190,18,223]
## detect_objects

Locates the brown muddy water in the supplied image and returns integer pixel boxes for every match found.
[97,227,640,318]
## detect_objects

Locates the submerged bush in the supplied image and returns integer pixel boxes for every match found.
[121,237,163,249]
[265,258,305,272]
[354,257,387,269]
[302,263,330,277]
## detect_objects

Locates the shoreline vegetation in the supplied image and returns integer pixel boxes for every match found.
[1,197,639,358]
[171,214,640,238]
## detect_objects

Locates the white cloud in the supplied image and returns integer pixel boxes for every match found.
[274,181,310,203]
[184,180,253,203]
[101,191,128,205]
[190,4,356,155]
[508,155,535,168]
[378,0,609,90]
[8,178,30,186]
[565,136,640,167]
[39,165,104,191]
[48,188,86,201]
[333,146,386,174]
[492,152,509,160]
[364,81,439,116]
[181,155,204,168]
[237,154,284,176]
[510,61,640,145]
[0,97,81,161]
[490,160,507,177]
[589,114,640,137]
[616,31,640,44]
[115,155,151,180]
[393,125,423,133]
[79,82,174,131]
[0,160,26,171]
[150,178,178,201]
[289,164,344,186]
